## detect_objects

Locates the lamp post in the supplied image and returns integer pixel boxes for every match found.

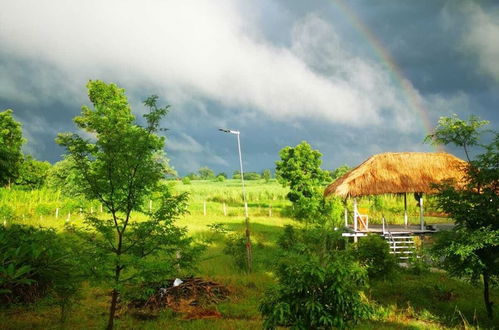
[219,128,252,272]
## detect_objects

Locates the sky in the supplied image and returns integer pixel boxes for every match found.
[0,0,498,176]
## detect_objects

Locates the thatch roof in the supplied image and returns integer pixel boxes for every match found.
[324,152,467,198]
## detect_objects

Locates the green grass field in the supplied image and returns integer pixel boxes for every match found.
[1,180,497,329]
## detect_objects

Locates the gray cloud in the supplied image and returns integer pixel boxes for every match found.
[460,4,499,81]
[0,0,431,129]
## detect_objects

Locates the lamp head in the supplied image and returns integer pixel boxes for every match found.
[219,128,239,135]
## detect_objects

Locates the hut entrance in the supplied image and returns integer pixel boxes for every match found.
[325,152,466,239]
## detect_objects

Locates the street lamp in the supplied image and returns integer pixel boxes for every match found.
[219,128,252,272]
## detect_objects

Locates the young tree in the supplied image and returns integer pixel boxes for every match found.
[0,109,24,187]
[57,81,198,329]
[426,115,498,319]
[275,141,334,223]
[262,169,272,183]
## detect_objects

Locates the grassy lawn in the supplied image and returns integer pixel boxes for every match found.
[2,181,497,329]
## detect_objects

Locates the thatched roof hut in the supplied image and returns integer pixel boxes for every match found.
[324,152,467,198]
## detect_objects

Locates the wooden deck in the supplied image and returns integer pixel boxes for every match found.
[343,223,455,236]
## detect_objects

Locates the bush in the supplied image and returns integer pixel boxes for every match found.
[260,253,371,329]
[181,177,191,185]
[215,175,225,182]
[0,225,81,306]
[223,233,248,273]
[354,234,398,279]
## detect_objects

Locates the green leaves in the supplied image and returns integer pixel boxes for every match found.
[425,114,489,161]
[275,141,335,223]
[0,225,81,305]
[427,114,498,318]
[56,81,199,327]
[260,251,371,329]
[0,109,24,186]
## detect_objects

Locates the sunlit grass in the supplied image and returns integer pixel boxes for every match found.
[1,180,479,329]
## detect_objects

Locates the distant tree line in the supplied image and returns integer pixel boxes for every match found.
[184,167,273,182]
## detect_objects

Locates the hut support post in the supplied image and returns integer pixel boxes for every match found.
[404,193,408,228]
[344,207,348,227]
[419,196,424,231]
[353,198,358,232]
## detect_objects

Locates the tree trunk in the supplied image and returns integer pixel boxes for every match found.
[483,270,493,319]
[107,228,123,330]
[107,288,119,330]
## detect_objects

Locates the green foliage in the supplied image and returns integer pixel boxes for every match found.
[0,109,24,186]
[426,115,498,318]
[275,141,334,223]
[181,177,191,185]
[217,172,228,179]
[262,169,272,183]
[223,233,248,273]
[216,174,225,182]
[425,114,488,161]
[0,204,15,224]
[56,81,200,328]
[261,225,370,328]
[16,155,51,188]
[243,172,261,180]
[46,156,84,196]
[329,165,350,181]
[260,252,370,329]
[198,166,215,180]
[0,225,81,307]
[185,172,200,180]
[354,235,398,279]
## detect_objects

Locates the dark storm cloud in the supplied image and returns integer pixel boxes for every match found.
[0,0,497,175]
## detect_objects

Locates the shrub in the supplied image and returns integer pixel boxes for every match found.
[215,175,225,182]
[354,234,398,279]
[0,225,81,306]
[181,177,191,185]
[260,252,371,329]
[223,233,248,273]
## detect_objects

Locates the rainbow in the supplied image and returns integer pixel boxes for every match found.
[332,0,441,151]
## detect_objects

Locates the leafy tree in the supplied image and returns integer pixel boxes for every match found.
[425,114,488,161]
[56,81,199,329]
[16,155,51,188]
[186,172,200,180]
[262,169,272,183]
[198,166,215,179]
[216,172,228,179]
[275,141,334,223]
[0,109,24,187]
[232,170,240,179]
[243,172,261,180]
[46,156,84,196]
[426,115,498,319]
[330,164,351,181]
